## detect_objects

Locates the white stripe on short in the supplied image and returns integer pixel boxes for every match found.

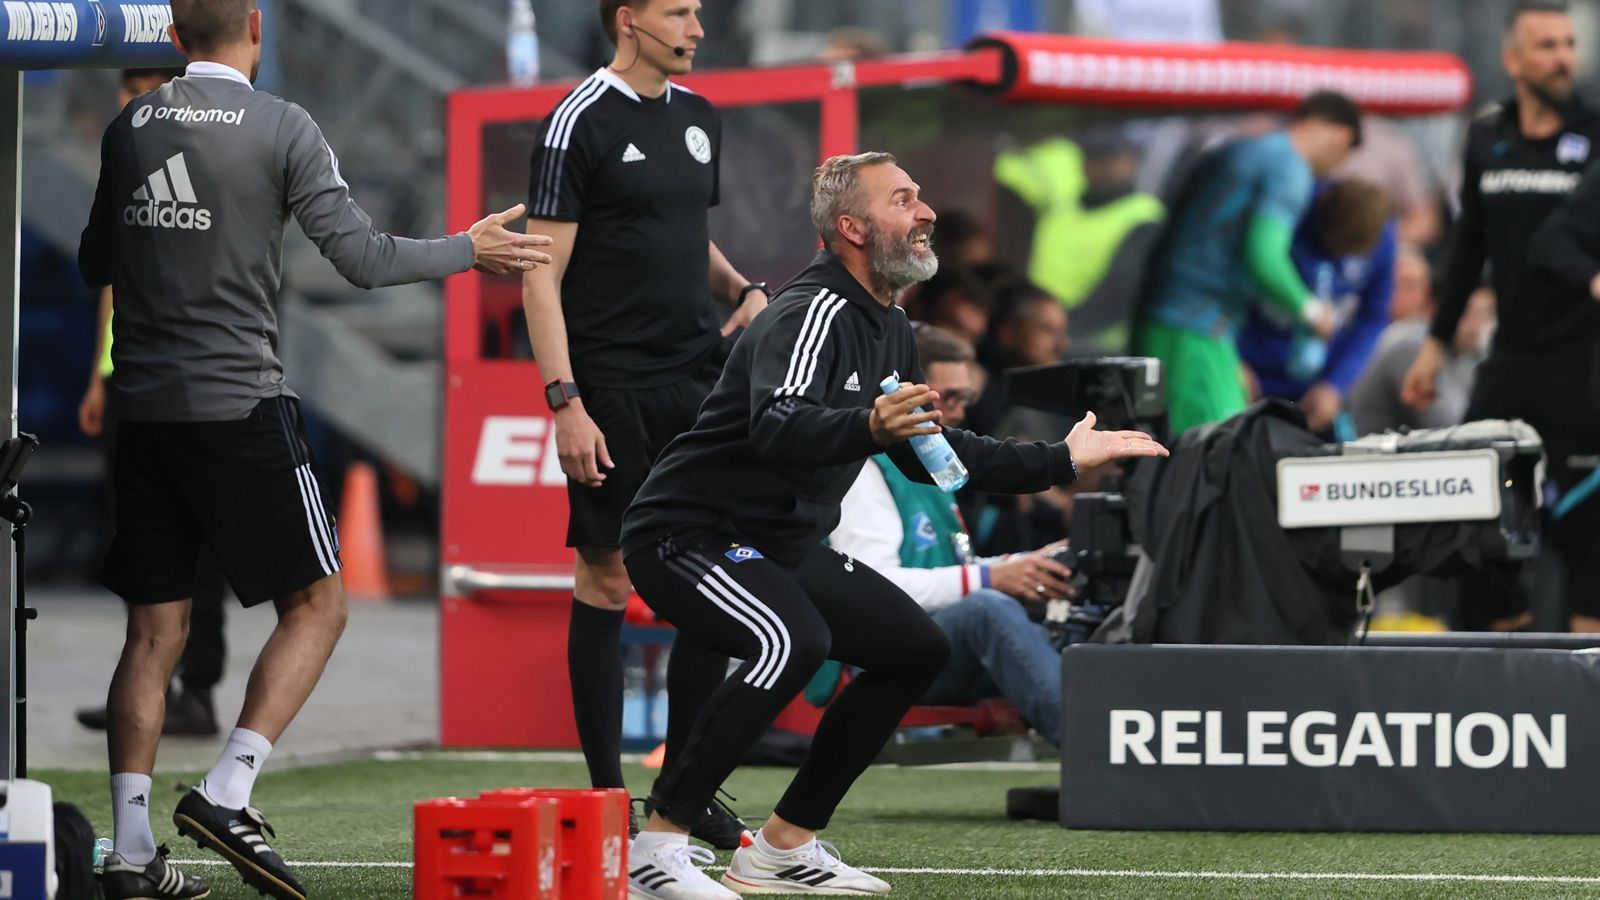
[293,464,337,576]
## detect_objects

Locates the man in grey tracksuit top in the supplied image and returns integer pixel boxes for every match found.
[77,3,548,898]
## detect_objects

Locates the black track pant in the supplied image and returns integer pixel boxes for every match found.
[1460,349,1600,624]
[627,532,950,831]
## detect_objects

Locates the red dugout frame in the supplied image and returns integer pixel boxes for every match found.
[439,35,1471,748]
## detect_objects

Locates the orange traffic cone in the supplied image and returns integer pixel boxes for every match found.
[338,461,389,602]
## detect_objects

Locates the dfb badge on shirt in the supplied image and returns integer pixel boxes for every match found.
[685,126,712,164]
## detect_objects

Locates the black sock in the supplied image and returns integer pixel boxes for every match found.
[568,598,626,789]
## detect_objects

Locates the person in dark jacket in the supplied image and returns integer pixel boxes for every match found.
[1402,0,1600,631]
[618,152,1167,899]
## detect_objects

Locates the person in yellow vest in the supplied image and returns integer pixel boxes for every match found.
[994,133,1164,351]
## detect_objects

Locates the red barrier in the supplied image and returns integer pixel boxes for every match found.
[970,31,1473,114]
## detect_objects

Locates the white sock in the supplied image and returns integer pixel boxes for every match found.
[755,828,810,858]
[632,830,690,853]
[201,727,273,809]
[110,773,157,866]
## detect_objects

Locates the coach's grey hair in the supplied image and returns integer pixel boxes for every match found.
[811,152,898,247]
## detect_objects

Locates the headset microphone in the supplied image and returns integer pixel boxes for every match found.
[631,23,687,57]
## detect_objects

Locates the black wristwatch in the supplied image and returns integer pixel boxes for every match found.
[544,379,580,412]
[737,282,768,306]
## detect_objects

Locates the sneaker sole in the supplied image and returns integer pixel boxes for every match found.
[103,890,212,900]
[173,814,305,900]
[721,872,888,895]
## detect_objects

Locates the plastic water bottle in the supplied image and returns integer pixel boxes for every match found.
[506,0,540,87]
[93,837,114,873]
[879,377,968,492]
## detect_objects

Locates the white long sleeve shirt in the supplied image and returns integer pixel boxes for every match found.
[830,463,1005,613]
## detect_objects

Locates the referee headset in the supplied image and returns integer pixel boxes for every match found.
[613,10,686,72]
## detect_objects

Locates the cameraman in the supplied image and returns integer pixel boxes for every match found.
[829,323,1073,745]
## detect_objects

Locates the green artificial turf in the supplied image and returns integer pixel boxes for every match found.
[38,754,1600,898]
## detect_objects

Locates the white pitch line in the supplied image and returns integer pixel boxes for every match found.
[167,860,1600,884]
[369,749,1056,773]
[371,750,646,764]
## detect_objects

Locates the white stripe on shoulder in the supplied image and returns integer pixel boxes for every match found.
[535,77,609,216]
[790,293,849,398]
[777,288,832,397]
[542,75,606,150]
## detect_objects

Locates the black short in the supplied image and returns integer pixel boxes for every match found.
[567,365,718,549]
[101,397,341,607]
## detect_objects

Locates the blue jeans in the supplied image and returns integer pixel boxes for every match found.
[921,589,1062,745]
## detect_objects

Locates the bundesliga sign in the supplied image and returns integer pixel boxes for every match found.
[1062,645,1600,833]
[1275,450,1501,529]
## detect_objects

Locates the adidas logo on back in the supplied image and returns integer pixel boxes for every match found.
[129,794,147,807]
[844,371,861,392]
[236,753,256,769]
[622,143,647,163]
[123,153,212,231]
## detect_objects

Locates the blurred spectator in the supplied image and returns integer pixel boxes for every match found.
[904,265,993,347]
[967,284,1070,440]
[1347,264,1493,435]
[821,26,889,63]
[930,209,995,268]
[993,135,1163,352]
[830,324,1072,745]
[1256,15,1309,45]
[963,285,1075,555]
[1237,178,1396,436]
[1134,91,1362,434]
[1337,118,1444,248]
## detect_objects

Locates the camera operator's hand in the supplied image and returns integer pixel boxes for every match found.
[1064,411,1169,472]
[989,552,1075,603]
[870,382,942,447]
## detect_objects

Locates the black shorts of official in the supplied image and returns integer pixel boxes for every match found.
[567,364,719,549]
[101,396,342,608]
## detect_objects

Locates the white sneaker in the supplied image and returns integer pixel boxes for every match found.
[629,836,739,900]
[721,833,891,895]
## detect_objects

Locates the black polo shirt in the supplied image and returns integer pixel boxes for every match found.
[528,67,723,387]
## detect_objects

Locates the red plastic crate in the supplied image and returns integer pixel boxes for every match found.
[478,788,630,899]
[414,795,561,899]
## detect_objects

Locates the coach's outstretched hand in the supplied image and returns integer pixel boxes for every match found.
[469,204,555,275]
[1065,411,1169,471]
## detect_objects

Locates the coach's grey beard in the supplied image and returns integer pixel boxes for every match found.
[868,221,939,298]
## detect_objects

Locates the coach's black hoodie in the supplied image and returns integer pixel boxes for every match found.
[622,250,1078,566]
